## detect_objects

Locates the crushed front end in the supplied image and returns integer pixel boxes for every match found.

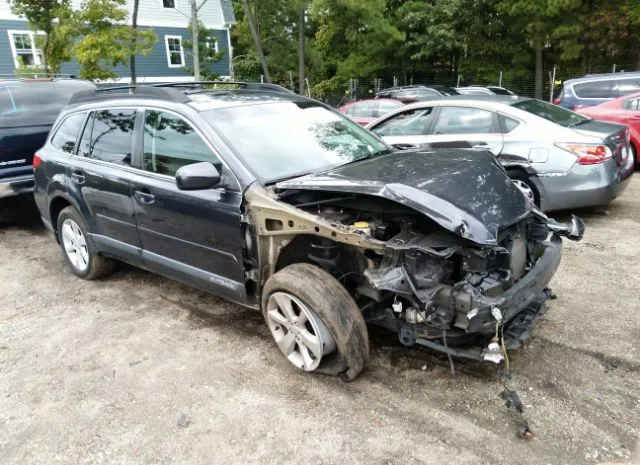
[245,179,584,365]
[362,213,584,362]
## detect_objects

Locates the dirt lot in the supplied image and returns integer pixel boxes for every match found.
[1,180,639,465]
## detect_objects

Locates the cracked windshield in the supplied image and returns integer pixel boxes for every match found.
[204,102,389,181]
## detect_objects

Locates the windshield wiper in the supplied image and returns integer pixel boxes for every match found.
[339,149,392,167]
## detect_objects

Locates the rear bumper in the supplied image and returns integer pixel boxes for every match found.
[535,158,632,211]
[0,174,34,199]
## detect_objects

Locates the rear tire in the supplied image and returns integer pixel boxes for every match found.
[631,143,638,168]
[262,263,369,381]
[509,172,540,207]
[56,206,114,280]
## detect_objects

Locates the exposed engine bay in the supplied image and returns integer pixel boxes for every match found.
[244,183,584,364]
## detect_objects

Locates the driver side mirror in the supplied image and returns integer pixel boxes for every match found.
[176,162,221,190]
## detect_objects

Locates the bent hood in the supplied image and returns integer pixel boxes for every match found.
[275,149,531,245]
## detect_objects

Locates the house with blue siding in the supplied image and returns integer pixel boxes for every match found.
[0,0,236,82]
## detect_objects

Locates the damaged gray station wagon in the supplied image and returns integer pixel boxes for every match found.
[34,83,584,380]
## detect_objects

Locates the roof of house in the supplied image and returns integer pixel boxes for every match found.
[220,0,236,25]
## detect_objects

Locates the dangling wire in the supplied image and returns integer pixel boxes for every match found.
[442,329,456,377]
[500,323,510,375]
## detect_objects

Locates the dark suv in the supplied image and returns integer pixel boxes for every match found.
[34,83,583,380]
[0,79,95,199]
[376,85,459,102]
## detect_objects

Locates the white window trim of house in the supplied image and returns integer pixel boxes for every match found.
[160,0,175,9]
[7,30,44,68]
[164,35,185,68]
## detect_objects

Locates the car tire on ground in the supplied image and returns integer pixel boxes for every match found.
[509,172,540,207]
[261,263,369,381]
[631,143,638,168]
[56,206,114,280]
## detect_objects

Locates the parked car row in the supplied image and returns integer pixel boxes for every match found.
[0,79,589,380]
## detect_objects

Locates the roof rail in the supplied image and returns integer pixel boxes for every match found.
[151,80,295,94]
[69,85,191,105]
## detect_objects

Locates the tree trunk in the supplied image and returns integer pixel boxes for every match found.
[535,44,543,100]
[298,6,305,95]
[243,0,270,83]
[43,27,50,75]
[191,0,200,80]
[130,0,139,84]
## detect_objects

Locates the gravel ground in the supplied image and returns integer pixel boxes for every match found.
[1,180,639,465]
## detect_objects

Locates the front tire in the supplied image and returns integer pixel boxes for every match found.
[262,263,369,381]
[56,206,114,280]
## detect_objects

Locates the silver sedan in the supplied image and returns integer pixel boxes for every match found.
[366,95,634,211]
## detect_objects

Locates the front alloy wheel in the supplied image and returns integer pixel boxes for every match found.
[265,291,336,371]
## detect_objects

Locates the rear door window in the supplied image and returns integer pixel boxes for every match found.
[372,107,435,136]
[573,80,613,98]
[351,101,376,118]
[374,100,403,117]
[432,107,497,134]
[85,109,136,166]
[143,110,222,177]
[50,113,86,154]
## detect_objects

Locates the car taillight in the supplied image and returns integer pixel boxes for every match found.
[555,143,612,165]
[33,152,42,169]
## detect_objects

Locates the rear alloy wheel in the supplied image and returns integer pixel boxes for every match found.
[61,218,89,272]
[262,263,369,380]
[510,174,539,206]
[56,206,114,280]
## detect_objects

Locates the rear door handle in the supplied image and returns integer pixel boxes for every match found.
[134,188,155,204]
[70,169,85,184]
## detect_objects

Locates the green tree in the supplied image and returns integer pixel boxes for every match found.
[10,0,74,74]
[310,0,403,94]
[498,0,582,98]
[72,0,156,80]
[183,21,226,80]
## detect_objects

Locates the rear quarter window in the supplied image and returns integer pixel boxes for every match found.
[0,89,14,115]
[612,79,640,97]
[50,113,87,154]
[499,114,520,133]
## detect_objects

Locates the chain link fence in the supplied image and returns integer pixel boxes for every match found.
[279,62,640,107]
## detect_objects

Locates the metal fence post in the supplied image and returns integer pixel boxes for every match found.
[456,74,461,87]
[549,66,556,103]
[499,71,503,87]
[612,64,617,73]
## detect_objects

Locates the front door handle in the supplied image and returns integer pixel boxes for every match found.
[70,169,85,184]
[134,188,155,204]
